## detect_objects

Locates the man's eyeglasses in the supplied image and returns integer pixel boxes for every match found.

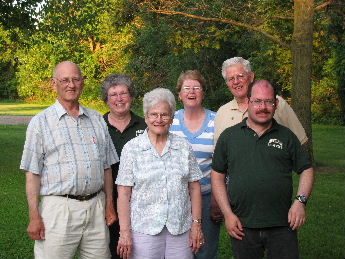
[54,77,83,85]
[250,99,276,107]
[147,113,171,120]
[182,86,203,91]
[226,74,246,83]
[108,92,129,99]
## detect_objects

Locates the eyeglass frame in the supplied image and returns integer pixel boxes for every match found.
[54,77,84,86]
[108,92,130,99]
[249,98,277,107]
[146,112,172,121]
[181,86,203,92]
[226,73,247,83]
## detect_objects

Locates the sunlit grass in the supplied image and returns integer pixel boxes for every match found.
[0,99,143,117]
[0,102,50,116]
[0,124,344,259]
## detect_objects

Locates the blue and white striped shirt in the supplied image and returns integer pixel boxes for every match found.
[170,109,216,194]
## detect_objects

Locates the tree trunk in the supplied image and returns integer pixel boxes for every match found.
[291,0,314,162]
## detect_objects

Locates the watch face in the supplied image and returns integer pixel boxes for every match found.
[297,195,307,204]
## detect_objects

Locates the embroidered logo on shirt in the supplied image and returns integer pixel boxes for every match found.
[268,138,283,149]
[136,129,145,136]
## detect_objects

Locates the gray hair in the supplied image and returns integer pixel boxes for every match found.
[101,74,136,103]
[221,57,252,80]
[143,88,176,115]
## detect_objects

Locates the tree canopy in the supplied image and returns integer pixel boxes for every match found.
[0,0,343,127]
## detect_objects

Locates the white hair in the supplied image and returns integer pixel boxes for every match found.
[221,57,252,80]
[143,88,176,115]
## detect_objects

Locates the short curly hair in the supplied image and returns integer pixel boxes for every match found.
[143,88,176,115]
[101,74,136,103]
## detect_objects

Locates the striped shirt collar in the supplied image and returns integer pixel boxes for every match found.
[54,100,90,120]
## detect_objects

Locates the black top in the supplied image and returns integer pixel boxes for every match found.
[103,111,146,205]
[212,118,312,228]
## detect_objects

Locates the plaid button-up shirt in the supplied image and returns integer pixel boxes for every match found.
[20,101,118,195]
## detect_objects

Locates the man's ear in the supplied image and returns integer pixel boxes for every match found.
[51,78,57,91]
[249,72,255,83]
[275,98,279,109]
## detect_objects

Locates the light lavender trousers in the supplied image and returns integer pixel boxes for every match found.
[131,226,193,259]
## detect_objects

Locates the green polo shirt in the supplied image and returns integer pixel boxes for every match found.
[212,118,312,228]
[104,111,146,206]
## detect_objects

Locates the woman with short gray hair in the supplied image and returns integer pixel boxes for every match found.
[116,88,204,259]
[101,74,146,259]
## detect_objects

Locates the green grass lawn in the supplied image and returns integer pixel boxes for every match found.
[0,100,113,116]
[0,124,344,259]
[0,102,50,116]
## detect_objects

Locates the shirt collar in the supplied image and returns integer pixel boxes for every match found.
[240,118,279,134]
[140,129,179,151]
[54,100,88,120]
[127,111,142,127]
[228,98,241,110]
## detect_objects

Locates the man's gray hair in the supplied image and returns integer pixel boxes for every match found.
[143,88,176,115]
[221,57,252,80]
[101,74,136,103]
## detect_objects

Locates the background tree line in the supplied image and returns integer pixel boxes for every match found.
[1,0,344,127]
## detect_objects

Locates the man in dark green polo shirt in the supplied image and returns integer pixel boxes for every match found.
[211,80,314,259]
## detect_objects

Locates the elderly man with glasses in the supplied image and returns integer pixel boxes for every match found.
[20,61,119,259]
[214,57,308,145]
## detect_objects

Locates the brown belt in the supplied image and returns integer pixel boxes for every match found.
[59,189,101,201]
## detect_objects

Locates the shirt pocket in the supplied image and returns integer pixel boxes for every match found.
[43,131,74,165]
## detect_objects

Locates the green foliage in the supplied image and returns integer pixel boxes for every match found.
[0,0,343,125]
[0,0,40,31]
[312,55,344,125]
[0,25,18,99]
[328,1,345,124]
[16,0,135,104]
[0,1,42,99]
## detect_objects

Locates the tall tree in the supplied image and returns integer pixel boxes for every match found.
[138,0,336,155]
[16,0,137,105]
[291,0,314,156]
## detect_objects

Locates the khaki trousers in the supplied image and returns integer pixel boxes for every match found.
[34,191,110,259]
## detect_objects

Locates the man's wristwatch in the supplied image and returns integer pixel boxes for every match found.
[192,219,202,224]
[295,195,308,205]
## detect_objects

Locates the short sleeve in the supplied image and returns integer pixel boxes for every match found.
[115,142,135,186]
[187,144,203,182]
[103,123,119,169]
[214,111,222,145]
[212,131,229,174]
[288,132,312,174]
[275,96,308,144]
[20,117,44,175]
